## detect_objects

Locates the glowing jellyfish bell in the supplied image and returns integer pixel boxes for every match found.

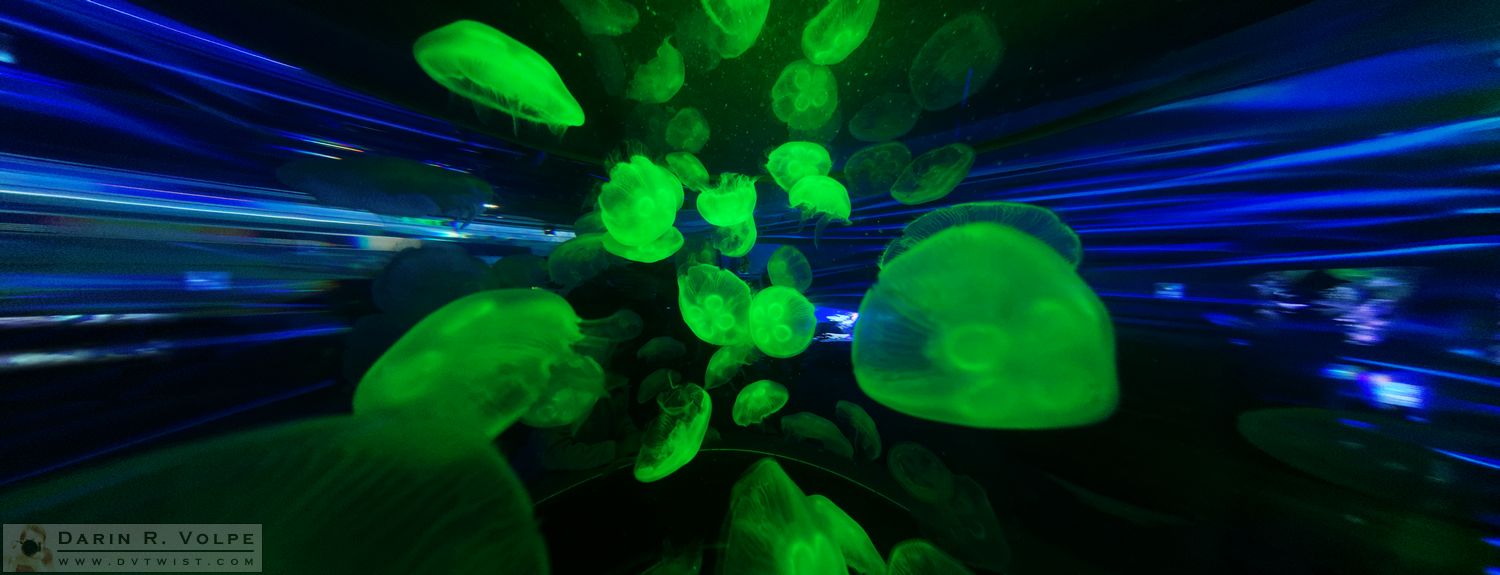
[890,143,975,205]
[635,383,713,482]
[835,400,881,462]
[702,0,770,59]
[560,0,639,37]
[722,458,847,574]
[603,225,684,263]
[788,175,851,245]
[844,141,911,197]
[678,264,753,345]
[766,245,812,293]
[889,539,973,575]
[628,37,686,104]
[781,412,854,460]
[599,155,685,246]
[665,152,711,191]
[853,223,1118,429]
[910,12,1004,111]
[748,286,816,358]
[705,343,757,389]
[713,216,758,257]
[880,201,1082,269]
[886,442,954,503]
[666,107,711,153]
[801,0,880,66]
[696,173,758,226]
[771,60,839,131]
[732,379,789,426]
[765,141,832,192]
[414,20,584,135]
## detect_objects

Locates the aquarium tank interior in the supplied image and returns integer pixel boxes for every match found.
[3,0,1500,573]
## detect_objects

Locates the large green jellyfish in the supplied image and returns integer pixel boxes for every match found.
[628,37,686,103]
[638,335,688,363]
[638,367,683,404]
[767,244,813,292]
[880,201,1082,269]
[415,20,583,134]
[721,458,847,574]
[521,354,606,429]
[678,264,753,345]
[853,223,1117,429]
[788,175,852,244]
[909,12,1004,111]
[667,107,711,153]
[491,253,549,288]
[696,172,758,226]
[666,152,711,191]
[835,400,881,462]
[765,141,833,192]
[599,155,685,246]
[782,412,854,460]
[548,233,615,288]
[706,343,756,389]
[890,143,975,205]
[801,0,879,66]
[714,216,758,257]
[771,60,839,131]
[844,141,911,197]
[886,442,954,503]
[732,379,790,426]
[635,383,713,482]
[560,0,639,37]
[806,495,886,575]
[748,285,816,358]
[603,225,685,263]
[702,0,770,58]
[888,540,972,575]
[0,414,549,575]
[848,93,921,142]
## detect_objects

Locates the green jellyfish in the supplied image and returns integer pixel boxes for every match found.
[848,93,921,142]
[560,0,639,37]
[603,225,685,263]
[732,379,789,426]
[599,155,685,246]
[666,151,711,191]
[678,264,753,345]
[844,141,911,197]
[788,175,852,244]
[835,400,881,462]
[676,234,720,271]
[701,0,770,59]
[924,475,1011,571]
[888,540,972,575]
[490,253,549,288]
[853,223,1117,429]
[909,12,1004,111]
[765,141,833,192]
[696,172,758,226]
[801,0,879,66]
[574,210,606,234]
[548,233,614,288]
[635,383,713,482]
[771,60,839,131]
[521,354,605,429]
[781,412,854,460]
[637,336,688,363]
[414,20,583,134]
[714,216,758,257]
[705,343,756,389]
[806,495,886,575]
[638,367,683,404]
[890,143,974,205]
[886,442,954,503]
[667,107,711,153]
[0,414,548,575]
[628,37,686,104]
[747,286,816,358]
[767,244,813,292]
[880,201,1082,269]
[722,458,847,574]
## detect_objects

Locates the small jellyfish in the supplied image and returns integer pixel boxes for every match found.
[713,216,758,257]
[909,12,1004,111]
[637,336,688,363]
[765,141,832,192]
[781,412,854,460]
[415,20,584,134]
[748,286,816,358]
[886,442,954,503]
[701,0,770,59]
[521,354,605,429]
[835,401,881,462]
[666,107,711,153]
[848,93,921,142]
[732,379,789,426]
[678,264,753,345]
[277,156,492,223]
[490,253,549,288]
[788,175,852,245]
[560,0,640,37]
[844,141,911,197]
[705,343,756,389]
[880,201,1082,269]
[574,210,607,234]
[926,475,1011,571]
[548,233,615,288]
[766,245,813,293]
[637,368,683,404]
[853,223,1117,429]
[888,539,972,575]
[635,383,713,482]
[675,234,720,271]
[771,60,839,131]
[666,152,711,191]
[722,458,847,574]
[603,225,685,263]
[599,155,685,246]
[628,37,686,104]
[890,143,975,205]
[801,0,879,66]
[806,495,886,575]
[696,173,758,226]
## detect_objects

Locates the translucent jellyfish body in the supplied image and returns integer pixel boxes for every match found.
[880,201,1081,269]
[701,0,770,58]
[888,539,972,575]
[706,343,756,389]
[890,143,974,205]
[886,442,954,503]
[806,495,886,575]
[521,354,605,428]
[560,0,639,37]
[600,155,685,246]
[732,379,789,426]
[603,225,684,263]
[766,141,833,192]
[848,93,921,142]
[925,475,1011,571]
[638,368,683,404]
[844,141,911,197]
[696,173,758,226]
[781,412,854,460]
[854,223,1117,429]
[637,336,688,363]
[666,107,711,153]
[801,0,879,66]
[713,216,758,257]
[748,286,816,358]
[835,400,881,462]
[767,245,813,292]
[678,264,753,345]
[414,20,584,134]
[628,37,686,103]
[722,458,847,574]
[548,233,615,288]
[771,60,839,131]
[788,175,852,244]
[635,383,712,482]
[909,12,1004,111]
[666,152,711,191]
